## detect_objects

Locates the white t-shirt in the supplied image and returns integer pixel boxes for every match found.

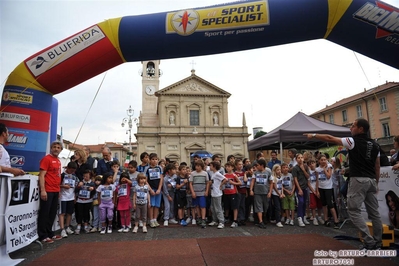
[210,171,226,198]
[271,175,283,196]
[0,144,13,176]
[97,184,116,203]
[60,173,78,201]
[316,166,332,189]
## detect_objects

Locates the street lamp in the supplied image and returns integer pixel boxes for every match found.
[121,105,135,153]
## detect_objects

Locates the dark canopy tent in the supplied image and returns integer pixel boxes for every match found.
[248,112,350,153]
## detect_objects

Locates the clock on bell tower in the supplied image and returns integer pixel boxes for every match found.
[140,60,161,126]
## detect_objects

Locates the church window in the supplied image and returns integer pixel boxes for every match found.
[190,110,199,126]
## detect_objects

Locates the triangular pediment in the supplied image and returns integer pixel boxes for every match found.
[185,142,205,151]
[156,71,231,97]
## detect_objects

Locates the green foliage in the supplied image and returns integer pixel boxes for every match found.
[254,131,267,139]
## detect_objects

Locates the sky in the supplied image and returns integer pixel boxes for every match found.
[1,0,399,146]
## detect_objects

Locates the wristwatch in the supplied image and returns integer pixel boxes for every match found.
[312,133,316,138]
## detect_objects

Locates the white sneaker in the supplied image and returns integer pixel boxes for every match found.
[123,227,129,233]
[100,227,106,234]
[208,221,217,226]
[142,226,147,233]
[169,218,178,224]
[118,227,124,233]
[163,220,168,227]
[75,228,81,235]
[217,223,224,229]
[107,226,112,234]
[230,222,238,228]
[317,217,325,225]
[139,220,143,227]
[298,217,305,227]
[186,217,192,224]
[192,219,196,225]
[303,217,310,225]
[66,227,74,235]
[285,219,290,225]
[61,229,68,238]
[290,219,294,226]
[313,218,319,226]
[276,222,283,228]
[132,226,138,233]
[89,227,98,233]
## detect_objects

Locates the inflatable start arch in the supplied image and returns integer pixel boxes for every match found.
[1,0,399,172]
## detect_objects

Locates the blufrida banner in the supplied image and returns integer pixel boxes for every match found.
[5,175,39,254]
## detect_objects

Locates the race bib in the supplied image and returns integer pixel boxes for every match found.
[148,169,161,180]
[79,186,90,199]
[64,178,75,187]
[283,180,290,187]
[118,184,128,196]
[256,177,266,185]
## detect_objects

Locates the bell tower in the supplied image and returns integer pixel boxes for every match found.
[140,60,161,126]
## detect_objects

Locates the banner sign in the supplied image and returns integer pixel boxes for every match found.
[361,166,399,229]
[5,175,39,254]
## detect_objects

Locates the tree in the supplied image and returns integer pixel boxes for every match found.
[254,131,267,139]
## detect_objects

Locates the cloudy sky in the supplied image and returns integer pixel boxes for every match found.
[1,0,399,145]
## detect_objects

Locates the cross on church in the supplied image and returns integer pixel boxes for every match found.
[190,60,196,70]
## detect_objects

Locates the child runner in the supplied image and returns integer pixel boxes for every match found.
[145,153,163,228]
[75,170,96,234]
[176,165,189,226]
[235,159,247,226]
[97,172,116,234]
[281,163,296,226]
[250,159,272,229]
[292,153,310,227]
[271,164,284,228]
[307,158,324,226]
[127,160,139,228]
[90,175,102,233]
[185,166,195,225]
[223,162,241,228]
[244,164,254,223]
[132,173,150,233]
[208,161,227,229]
[59,162,78,238]
[137,152,149,174]
[189,160,210,228]
[317,154,340,228]
[163,163,178,226]
[115,172,132,232]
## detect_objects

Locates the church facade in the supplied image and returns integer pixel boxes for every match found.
[135,60,250,163]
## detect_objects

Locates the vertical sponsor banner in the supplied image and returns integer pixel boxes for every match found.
[360,166,399,228]
[4,175,40,254]
[0,86,52,172]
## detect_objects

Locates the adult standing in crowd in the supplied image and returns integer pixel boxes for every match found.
[96,146,114,176]
[0,123,25,176]
[84,146,97,172]
[0,123,25,248]
[73,149,90,181]
[38,140,64,243]
[305,118,382,250]
[267,151,281,170]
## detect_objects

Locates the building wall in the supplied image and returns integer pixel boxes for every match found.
[311,84,399,152]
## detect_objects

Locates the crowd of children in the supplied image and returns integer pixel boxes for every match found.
[57,150,346,237]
